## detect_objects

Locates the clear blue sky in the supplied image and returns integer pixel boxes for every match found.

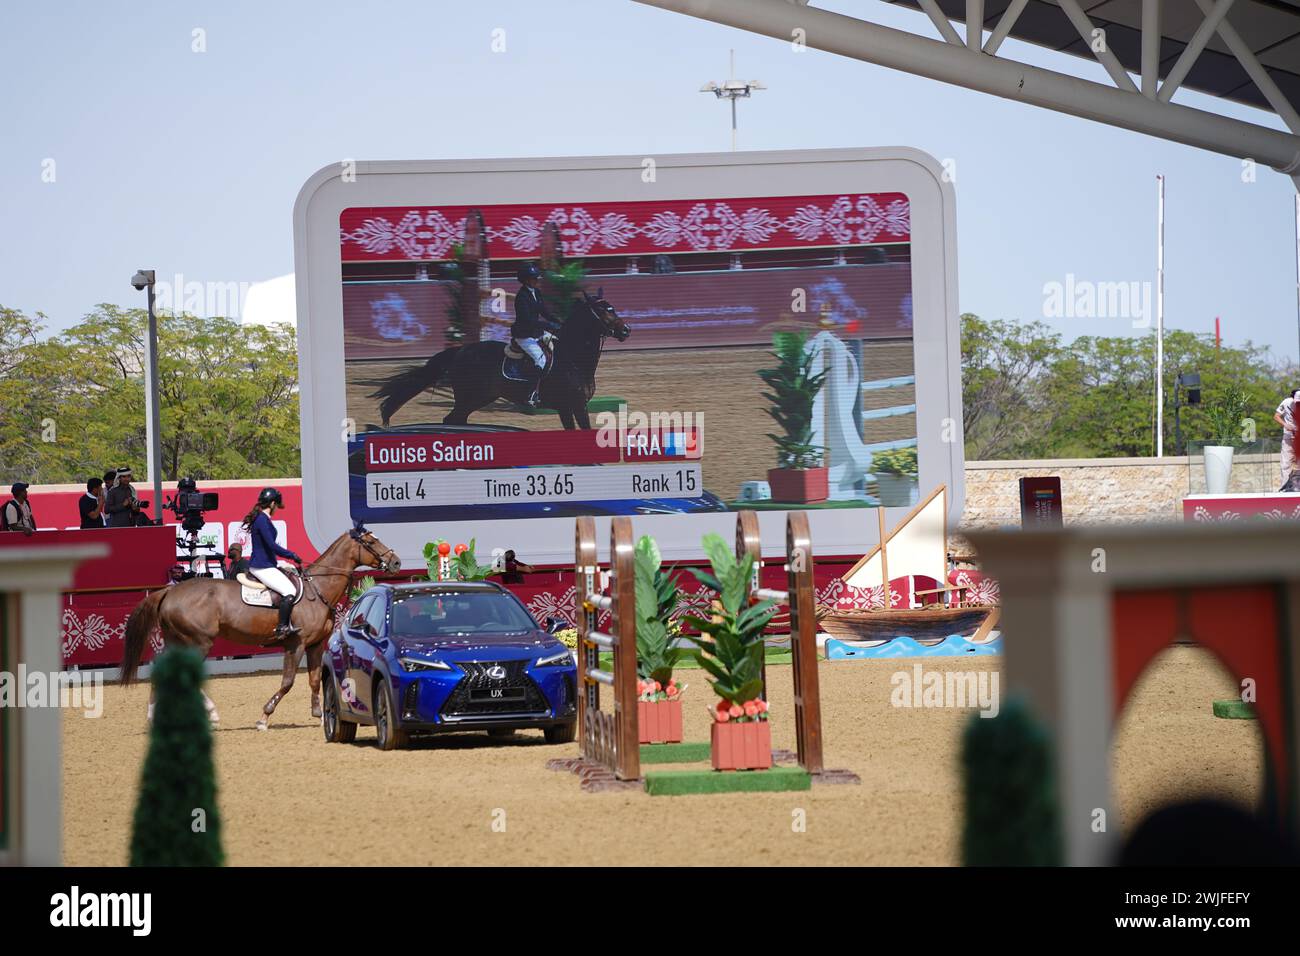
[2,0,1296,361]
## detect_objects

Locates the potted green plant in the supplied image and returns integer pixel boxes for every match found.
[423,538,494,581]
[759,331,829,504]
[871,446,919,506]
[682,534,777,770]
[633,535,686,743]
[1202,385,1248,494]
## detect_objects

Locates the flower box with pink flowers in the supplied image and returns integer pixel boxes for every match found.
[637,678,684,744]
[710,697,771,771]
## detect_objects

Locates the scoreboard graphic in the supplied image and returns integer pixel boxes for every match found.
[349,425,716,521]
[295,150,964,564]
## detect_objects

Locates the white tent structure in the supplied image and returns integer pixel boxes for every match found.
[241,273,297,329]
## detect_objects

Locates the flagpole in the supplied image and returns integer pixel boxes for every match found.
[1155,174,1165,457]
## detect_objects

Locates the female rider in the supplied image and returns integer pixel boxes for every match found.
[242,487,304,638]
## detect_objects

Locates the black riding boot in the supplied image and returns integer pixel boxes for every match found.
[275,594,300,638]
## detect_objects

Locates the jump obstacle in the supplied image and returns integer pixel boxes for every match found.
[551,511,858,792]
[972,522,1300,865]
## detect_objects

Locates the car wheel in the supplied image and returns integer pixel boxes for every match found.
[373,678,409,751]
[487,728,516,738]
[322,671,357,744]
[544,721,576,744]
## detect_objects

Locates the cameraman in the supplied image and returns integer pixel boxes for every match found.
[105,466,148,528]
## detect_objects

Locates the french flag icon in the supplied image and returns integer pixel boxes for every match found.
[663,428,701,459]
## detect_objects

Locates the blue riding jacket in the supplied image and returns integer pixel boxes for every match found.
[248,511,295,569]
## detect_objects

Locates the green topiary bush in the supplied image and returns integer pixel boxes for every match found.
[129,648,223,866]
[961,696,1062,866]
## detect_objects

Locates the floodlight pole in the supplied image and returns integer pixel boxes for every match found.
[701,49,764,151]
[134,270,166,524]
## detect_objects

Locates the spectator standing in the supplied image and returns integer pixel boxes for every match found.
[79,477,106,529]
[227,544,250,579]
[105,466,143,528]
[1,482,36,534]
[1274,388,1300,484]
[498,549,535,585]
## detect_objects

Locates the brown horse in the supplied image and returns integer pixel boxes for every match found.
[121,525,400,730]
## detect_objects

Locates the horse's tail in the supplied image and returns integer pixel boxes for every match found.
[121,588,166,685]
[370,348,461,425]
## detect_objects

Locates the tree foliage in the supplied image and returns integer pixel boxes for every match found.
[0,304,299,484]
[961,313,1293,459]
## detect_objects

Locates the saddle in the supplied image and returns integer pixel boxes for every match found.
[501,334,554,383]
[237,569,305,608]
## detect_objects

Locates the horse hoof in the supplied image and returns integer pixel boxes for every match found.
[311,706,323,719]
[255,719,269,732]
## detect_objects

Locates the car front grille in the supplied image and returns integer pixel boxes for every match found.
[441,660,549,718]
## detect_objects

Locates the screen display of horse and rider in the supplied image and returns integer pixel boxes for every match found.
[340,192,918,521]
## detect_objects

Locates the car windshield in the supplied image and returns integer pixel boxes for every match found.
[391,591,537,637]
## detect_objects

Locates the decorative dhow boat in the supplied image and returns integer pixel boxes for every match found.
[816,605,999,644]
[814,484,1001,647]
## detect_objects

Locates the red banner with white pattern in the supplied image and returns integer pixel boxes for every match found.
[340,193,910,262]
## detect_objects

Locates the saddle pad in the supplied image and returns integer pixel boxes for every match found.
[501,355,533,382]
[241,585,275,607]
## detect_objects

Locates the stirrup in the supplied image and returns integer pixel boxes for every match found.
[275,623,301,638]
[527,389,541,407]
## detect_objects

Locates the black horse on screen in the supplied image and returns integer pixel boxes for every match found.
[371,291,631,430]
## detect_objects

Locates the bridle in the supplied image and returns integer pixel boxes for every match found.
[563,295,629,374]
[296,531,399,606]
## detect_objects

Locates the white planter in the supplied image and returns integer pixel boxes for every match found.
[1204,445,1235,494]
[877,474,918,507]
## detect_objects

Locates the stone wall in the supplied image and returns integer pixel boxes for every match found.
[959,452,1284,530]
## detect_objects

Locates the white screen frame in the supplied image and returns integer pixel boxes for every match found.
[294,147,962,564]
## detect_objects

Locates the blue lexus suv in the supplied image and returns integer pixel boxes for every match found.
[321,580,578,750]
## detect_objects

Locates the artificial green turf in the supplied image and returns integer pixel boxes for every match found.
[639,741,712,764]
[1212,699,1257,719]
[724,498,876,510]
[643,765,811,796]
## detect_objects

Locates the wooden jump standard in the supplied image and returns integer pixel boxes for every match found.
[567,511,856,787]
[575,515,639,781]
[735,510,823,774]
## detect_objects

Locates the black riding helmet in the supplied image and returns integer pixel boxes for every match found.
[517,262,542,283]
[257,487,283,507]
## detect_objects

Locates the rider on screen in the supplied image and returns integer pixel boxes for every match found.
[242,487,304,638]
[511,262,562,407]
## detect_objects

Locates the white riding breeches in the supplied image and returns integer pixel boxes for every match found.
[251,566,296,598]
[517,337,547,369]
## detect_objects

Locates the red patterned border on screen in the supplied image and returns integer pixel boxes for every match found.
[339,193,910,262]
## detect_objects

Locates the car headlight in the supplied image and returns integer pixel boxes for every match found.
[399,656,453,672]
[536,649,574,667]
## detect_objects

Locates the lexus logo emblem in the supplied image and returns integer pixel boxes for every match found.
[485,665,507,680]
